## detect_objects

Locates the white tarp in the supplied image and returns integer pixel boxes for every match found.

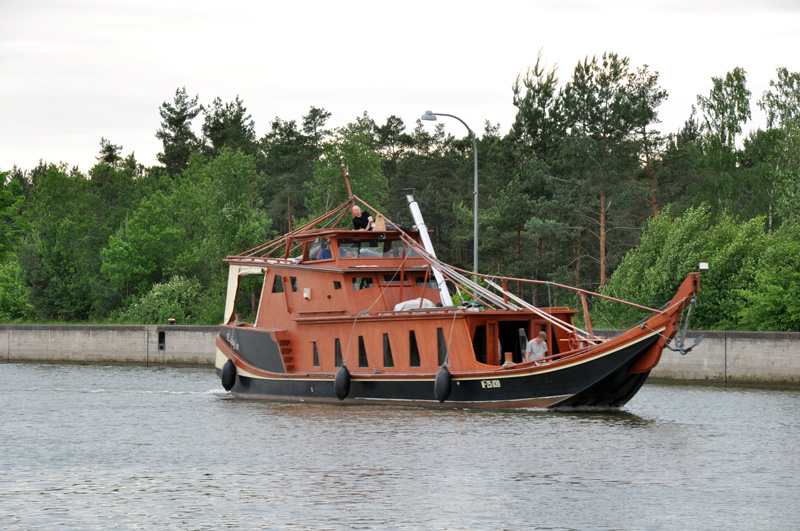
[393,298,437,311]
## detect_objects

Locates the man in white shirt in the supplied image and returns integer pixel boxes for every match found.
[526,331,548,363]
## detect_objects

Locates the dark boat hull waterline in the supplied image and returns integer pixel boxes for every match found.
[215,324,666,409]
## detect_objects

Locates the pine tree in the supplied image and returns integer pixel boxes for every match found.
[156,87,202,176]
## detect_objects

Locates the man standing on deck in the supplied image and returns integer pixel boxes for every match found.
[526,331,548,363]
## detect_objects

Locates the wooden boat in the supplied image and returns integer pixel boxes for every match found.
[215,191,701,409]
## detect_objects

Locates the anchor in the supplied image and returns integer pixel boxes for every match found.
[665,294,705,355]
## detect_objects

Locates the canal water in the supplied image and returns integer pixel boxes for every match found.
[1,363,798,530]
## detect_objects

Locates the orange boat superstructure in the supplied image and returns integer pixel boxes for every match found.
[215,196,700,408]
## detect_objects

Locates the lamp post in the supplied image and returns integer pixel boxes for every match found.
[421,110,479,280]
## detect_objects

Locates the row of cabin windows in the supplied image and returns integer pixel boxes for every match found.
[311,328,448,369]
[272,275,437,294]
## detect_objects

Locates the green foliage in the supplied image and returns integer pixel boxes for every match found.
[1,173,26,262]
[20,164,99,320]
[97,138,123,166]
[101,148,272,313]
[156,86,203,176]
[304,114,388,219]
[598,205,770,330]
[259,112,320,234]
[202,96,258,157]
[739,223,800,331]
[2,68,799,331]
[696,67,751,157]
[119,275,203,324]
[0,257,31,322]
[758,67,800,129]
[101,189,190,301]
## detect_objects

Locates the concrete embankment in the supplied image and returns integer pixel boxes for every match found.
[649,330,800,385]
[1,325,798,385]
[0,325,218,366]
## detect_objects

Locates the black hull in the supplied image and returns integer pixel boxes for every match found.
[216,333,660,409]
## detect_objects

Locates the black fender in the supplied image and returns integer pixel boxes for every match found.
[221,358,236,391]
[434,366,452,403]
[334,366,351,400]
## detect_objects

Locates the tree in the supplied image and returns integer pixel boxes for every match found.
[302,105,332,155]
[260,107,331,234]
[119,275,203,324]
[739,222,800,331]
[757,67,800,227]
[511,51,565,161]
[560,52,648,287]
[100,189,190,303]
[304,114,387,218]
[758,67,800,129]
[156,86,202,176]
[376,115,413,197]
[1,172,26,263]
[97,138,123,166]
[598,205,769,330]
[0,258,31,322]
[628,65,668,216]
[696,67,751,167]
[202,96,258,157]
[19,163,99,319]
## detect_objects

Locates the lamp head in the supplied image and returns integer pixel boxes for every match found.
[421,110,437,121]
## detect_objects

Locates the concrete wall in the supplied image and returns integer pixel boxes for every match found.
[0,325,218,366]
[650,331,800,385]
[2,326,798,385]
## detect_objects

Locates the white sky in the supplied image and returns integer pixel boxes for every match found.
[2,0,799,173]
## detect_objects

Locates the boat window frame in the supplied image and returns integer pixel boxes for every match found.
[271,275,284,293]
[358,336,369,368]
[383,333,394,368]
[409,330,421,367]
[352,277,375,291]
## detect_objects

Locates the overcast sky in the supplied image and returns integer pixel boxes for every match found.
[2,0,799,173]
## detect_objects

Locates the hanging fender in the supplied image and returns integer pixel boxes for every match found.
[334,366,351,400]
[434,366,452,403]
[221,358,237,391]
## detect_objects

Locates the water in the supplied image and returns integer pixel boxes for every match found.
[1,363,798,530]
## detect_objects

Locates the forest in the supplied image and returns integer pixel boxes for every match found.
[1,52,799,331]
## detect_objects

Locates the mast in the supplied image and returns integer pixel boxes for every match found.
[341,164,353,198]
[407,194,454,307]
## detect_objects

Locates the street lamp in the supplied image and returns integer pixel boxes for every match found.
[421,110,479,280]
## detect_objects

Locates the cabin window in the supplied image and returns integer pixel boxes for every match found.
[409,330,421,367]
[338,238,384,258]
[415,276,436,288]
[383,333,394,368]
[352,277,374,291]
[309,238,332,260]
[290,276,298,292]
[333,281,342,290]
[312,341,320,367]
[337,240,360,258]
[358,336,368,368]
[384,240,421,258]
[272,275,284,293]
[335,338,343,367]
[437,328,448,366]
[382,273,408,284]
